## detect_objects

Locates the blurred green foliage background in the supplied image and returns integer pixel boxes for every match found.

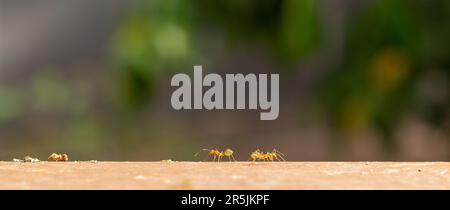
[0,0,448,160]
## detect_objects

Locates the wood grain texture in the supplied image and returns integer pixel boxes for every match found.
[0,162,449,189]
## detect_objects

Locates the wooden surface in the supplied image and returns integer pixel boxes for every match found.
[0,161,449,189]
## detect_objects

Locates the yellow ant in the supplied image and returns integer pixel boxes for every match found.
[195,148,236,162]
[249,149,285,161]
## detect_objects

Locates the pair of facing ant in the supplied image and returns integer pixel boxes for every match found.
[195,148,285,162]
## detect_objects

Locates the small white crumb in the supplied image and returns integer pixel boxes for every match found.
[383,169,400,174]
[134,175,147,180]
[23,156,40,163]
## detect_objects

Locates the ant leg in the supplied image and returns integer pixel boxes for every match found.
[213,156,216,162]
[277,155,286,161]
[273,149,285,156]
[231,155,236,161]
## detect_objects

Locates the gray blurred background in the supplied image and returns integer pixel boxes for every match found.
[0,0,449,161]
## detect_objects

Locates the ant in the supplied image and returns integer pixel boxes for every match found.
[195,148,236,162]
[48,153,69,161]
[249,149,285,161]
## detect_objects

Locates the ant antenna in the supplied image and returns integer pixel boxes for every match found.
[273,149,285,156]
[194,149,211,157]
